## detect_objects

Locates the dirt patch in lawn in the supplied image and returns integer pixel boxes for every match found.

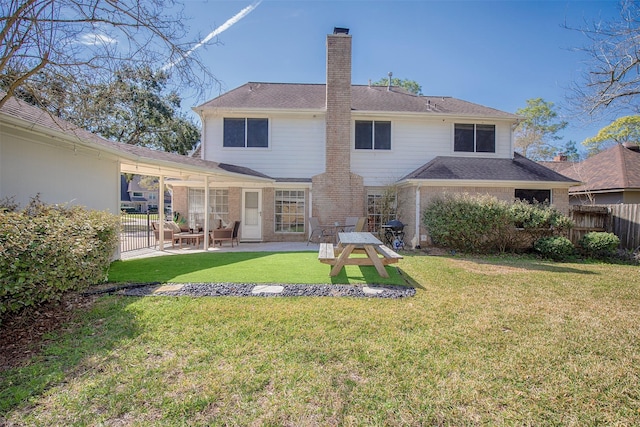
[0,292,97,372]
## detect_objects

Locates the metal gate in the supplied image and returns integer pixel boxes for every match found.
[120,212,156,252]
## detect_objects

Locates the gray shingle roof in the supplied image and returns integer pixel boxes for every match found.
[1,93,270,180]
[197,83,519,119]
[551,144,640,192]
[401,153,579,183]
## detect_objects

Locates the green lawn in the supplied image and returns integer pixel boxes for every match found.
[107,251,405,285]
[1,253,639,425]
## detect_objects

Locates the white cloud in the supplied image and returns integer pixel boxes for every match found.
[77,32,117,46]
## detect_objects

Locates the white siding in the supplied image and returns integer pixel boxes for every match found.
[204,114,325,178]
[352,118,514,186]
[202,112,514,185]
[1,126,119,212]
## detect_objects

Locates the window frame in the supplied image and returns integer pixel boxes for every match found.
[188,188,230,230]
[514,189,552,204]
[223,117,269,148]
[453,123,496,153]
[355,120,392,150]
[274,189,306,233]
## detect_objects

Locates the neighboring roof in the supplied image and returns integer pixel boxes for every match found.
[196,83,519,120]
[553,144,640,193]
[537,160,576,175]
[0,93,270,182]
[401,153,580,184]
[120,175,131,202]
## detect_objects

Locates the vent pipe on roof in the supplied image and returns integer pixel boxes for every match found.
[387,71,392,91]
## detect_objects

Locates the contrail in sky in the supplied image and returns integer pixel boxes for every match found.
[163,0,263,71]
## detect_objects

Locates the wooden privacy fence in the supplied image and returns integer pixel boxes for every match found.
[569,204,640,251]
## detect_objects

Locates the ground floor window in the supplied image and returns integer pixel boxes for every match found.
[188,188,229,230]
[275,190,305,233]
[367,189,397,232]
[515,189,551,204]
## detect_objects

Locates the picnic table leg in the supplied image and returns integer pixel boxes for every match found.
[364,245,390,278]
[330,244,355,276]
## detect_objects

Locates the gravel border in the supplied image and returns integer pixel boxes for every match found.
[103,282,415,299]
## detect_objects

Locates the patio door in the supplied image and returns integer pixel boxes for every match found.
[242,189,262,241]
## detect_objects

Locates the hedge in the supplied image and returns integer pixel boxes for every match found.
[421,193,573,253]
[0,197,120,320]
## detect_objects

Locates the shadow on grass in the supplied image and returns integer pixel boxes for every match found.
[109,251,412,287]
[0,296,142,416]
[421,252,600,275]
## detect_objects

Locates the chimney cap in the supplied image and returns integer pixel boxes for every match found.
[333,27,349,35]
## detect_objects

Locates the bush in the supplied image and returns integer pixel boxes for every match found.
[421,193,513,253]
[0,197,120,320]
[421,193,574,254]
[533,236,576,261]
[578,232,620,258]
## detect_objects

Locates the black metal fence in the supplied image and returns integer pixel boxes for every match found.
[120,212,159,252]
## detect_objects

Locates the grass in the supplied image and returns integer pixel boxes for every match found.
[1,252,640,425]
[106,251,405,285]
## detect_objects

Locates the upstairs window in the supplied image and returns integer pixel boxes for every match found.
[454,124,495,153]
[223,118,268,148]
[355,120,391,150]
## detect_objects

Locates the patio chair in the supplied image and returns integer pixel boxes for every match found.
[307,217,336,245]
[343,216,367,232]
[151,221,181,247]
[344,216,359,232]
[210,220,240,247]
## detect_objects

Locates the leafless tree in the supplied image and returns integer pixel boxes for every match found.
[568,0,640,117]
[0,0,217,109]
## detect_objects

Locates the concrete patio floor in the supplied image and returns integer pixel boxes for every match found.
[121,241,318,260]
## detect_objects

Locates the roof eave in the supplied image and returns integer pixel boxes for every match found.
[398,178,581,188]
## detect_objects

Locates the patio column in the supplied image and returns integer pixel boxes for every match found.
[203,176,210,250]
[158,174,165,251]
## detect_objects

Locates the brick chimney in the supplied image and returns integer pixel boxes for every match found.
[311,28,364,225]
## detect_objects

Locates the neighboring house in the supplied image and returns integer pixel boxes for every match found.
[120,174,171,213]
[177,27,577,246]
[540,143,640,205]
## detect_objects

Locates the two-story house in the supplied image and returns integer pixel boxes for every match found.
[120,174,172,213]
[169,28,577,247]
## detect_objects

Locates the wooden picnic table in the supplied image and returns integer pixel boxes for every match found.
[318,232,403,278]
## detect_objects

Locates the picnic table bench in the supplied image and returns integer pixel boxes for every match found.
[317,232,403,278]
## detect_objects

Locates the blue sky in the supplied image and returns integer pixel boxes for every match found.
[176,0,622,148]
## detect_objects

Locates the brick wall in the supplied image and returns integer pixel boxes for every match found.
[311,30,365,225]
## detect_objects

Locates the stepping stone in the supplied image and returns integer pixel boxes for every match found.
[362,286,384,295]
[252,285,284,294]
[153,284,184,293]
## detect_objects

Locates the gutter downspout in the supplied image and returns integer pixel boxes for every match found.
[415,184,421,249]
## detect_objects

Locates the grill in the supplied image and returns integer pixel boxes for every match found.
[385,219,405,232]
[382,220,405,250]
